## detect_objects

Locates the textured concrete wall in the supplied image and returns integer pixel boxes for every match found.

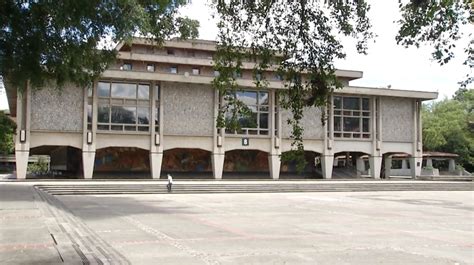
[162,82,214,136]
[381,97,413,142]
[281,107,324,139]
[30,83,83,132]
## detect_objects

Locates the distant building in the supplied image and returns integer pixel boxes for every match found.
[4,38,437,179]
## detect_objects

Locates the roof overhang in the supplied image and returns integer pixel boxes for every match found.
[337,86,438,101]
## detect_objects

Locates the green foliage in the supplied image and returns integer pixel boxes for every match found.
[422,88,474,171]
[397,0,473,87]
[27,157,49,176]
[212,1,373,171]
[0,111,16,155]
[0,0,199,91]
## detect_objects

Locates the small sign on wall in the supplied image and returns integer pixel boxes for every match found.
[242,138,249,146]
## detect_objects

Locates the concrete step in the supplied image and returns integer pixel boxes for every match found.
[34,182,474,195]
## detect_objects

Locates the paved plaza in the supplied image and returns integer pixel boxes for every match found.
[0,182,473,264]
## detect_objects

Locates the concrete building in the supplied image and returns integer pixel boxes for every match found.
[4,38,438,180]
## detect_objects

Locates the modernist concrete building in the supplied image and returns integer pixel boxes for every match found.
[5,38,438,180]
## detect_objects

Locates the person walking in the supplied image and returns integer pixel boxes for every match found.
[167,174,173,192]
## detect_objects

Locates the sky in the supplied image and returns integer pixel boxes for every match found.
[0,0,472,111]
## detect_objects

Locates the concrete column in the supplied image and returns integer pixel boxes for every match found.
[15,150,29,179]
[384,156,392,179]
[356,157,365,177]
[150,152,163,179]
[321,155,334,179]
[82,151,95,179]
[426,158,433,168]
[268,154,281,180]
[401,159,408,169]
[369,156,382,179]
[448,159,456,172]
[410,156,422,179]
[212,153,225,180]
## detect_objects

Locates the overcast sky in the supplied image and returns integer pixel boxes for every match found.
[1,0,472,111]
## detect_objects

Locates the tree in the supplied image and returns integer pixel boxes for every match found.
[422,89,473,171]
[0,0,199,91]
[0,110,16,155]
[212,0,472,171]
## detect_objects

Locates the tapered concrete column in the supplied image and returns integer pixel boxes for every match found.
[384,156,392,179]
[150,152,163,179]
[212,153,225,180]
[410,156,422,179]
[401,159,408,169]
[426,158,433,168]
[356,157,365,176]
[321,155,334,179]
[268,155,281,180]
[369,156,382,179]
[15,150,29,179]
[448,159,456,172]
[82,151,95,179]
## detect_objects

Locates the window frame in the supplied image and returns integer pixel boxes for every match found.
[333,95,371,139]
[224,89,270,136]
[95,81,151,133]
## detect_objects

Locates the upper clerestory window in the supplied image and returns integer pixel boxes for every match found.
[122,63,132,71]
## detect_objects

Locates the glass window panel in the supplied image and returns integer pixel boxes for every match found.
[362,98,370,110]
[343,111,351,115]
[334,133,342,138]
[343,133,351,138]
[353,111,360,116]
[170,66,177,74]
[259,113,269,129]
[259,92,269,105]
[259,130,269,135]
[192,68,200,75]
[98,105,109,123]
[124,125,136,131]
[111,125,122,131]
[238,111,257,128]
[147,64,155,72]
[97,82,110,97]
[248,130,258,135]
[111,106,136,124]
[98,125,109,130]
[122,63,132,70]
[236,91,257,105]
[343,97,360,110]
[343,117,360,132]
[362,112,370,116]
[334,110,341,115]
[138,84,150,99]
[155,108,159,126]
[111,83,137,98]
[334,117,341,131]
[353,134,361,138]
[334,96,342,109]
[87,104,92,124]
[363,118,370,132]
[137,107,150,125]
[259,106,269,112]
[362,134,370,139]
[138,126,149,132]
[87,124,92,130]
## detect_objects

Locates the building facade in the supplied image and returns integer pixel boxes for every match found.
[6,38,438,180]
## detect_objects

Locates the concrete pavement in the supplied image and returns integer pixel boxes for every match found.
[0,182,473,264]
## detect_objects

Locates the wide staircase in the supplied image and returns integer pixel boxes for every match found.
[34,181,473,195]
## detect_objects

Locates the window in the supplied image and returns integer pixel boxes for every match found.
[170,66,178,74]
[333,96,371,139]
[122,63,132,71]
[167,49,174,55]
[192,68,200,75]
[147,64,155,72]
[154,85,160,133]
[97,81,150,132]
[225,90,270,135]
